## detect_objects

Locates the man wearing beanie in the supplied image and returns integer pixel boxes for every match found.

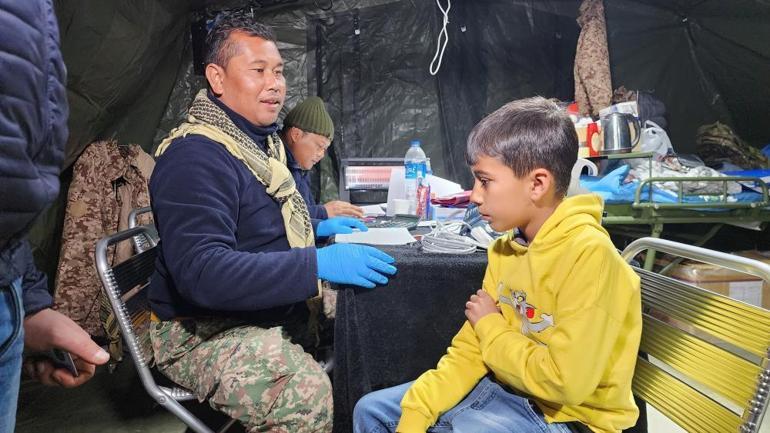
[281,97,364,218]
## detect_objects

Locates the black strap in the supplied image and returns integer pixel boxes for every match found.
[568,422,594,433]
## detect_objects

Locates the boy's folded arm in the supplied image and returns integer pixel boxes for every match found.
[398,321,489,432]
[474,248,631,406]
[474,306,621,405]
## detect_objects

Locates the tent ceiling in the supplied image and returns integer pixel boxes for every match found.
[194,0,770,15]
[190,0,305,12]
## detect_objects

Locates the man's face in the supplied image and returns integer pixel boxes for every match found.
[469,155,532,232]
[209,32,286,126]
[287,127,331,170]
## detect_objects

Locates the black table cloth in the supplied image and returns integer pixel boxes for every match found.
[332,244,488,433]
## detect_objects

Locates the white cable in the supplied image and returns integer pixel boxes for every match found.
[420,221,478,254]
[429,0,451,76]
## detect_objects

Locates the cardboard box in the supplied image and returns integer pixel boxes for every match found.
[662,250,770,309]
[432,206,465,222]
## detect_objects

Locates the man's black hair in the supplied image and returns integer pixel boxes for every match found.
[205,11,276,67]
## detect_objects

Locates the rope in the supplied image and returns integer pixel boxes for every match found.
[429,0,451,76]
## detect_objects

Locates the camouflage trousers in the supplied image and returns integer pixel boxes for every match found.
[149,318,332,433]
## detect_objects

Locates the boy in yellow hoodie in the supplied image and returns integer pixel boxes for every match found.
[353,97,642,433]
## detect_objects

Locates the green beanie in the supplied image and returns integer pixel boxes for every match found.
[283,96,334,140]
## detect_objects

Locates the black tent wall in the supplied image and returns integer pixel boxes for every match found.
[307,0,580,190]
[30,0,770,286]
[192,0,770,197]
[30,0,190,285]
[605,0,770,155]
[48,0,770,190]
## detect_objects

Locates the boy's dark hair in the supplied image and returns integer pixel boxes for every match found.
[205,11,276,67]
[465,97,578,197]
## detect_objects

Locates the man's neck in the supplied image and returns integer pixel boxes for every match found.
[208,91,277,147]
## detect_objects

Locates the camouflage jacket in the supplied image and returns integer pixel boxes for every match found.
[53,140,154,336]
[574,0,612,117]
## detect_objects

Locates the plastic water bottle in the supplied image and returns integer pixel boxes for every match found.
[404,140,427,215]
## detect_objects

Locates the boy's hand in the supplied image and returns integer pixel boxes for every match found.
[465,289,501,327]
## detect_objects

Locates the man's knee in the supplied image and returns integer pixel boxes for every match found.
[229,337,332,432]
[265,361,333,432]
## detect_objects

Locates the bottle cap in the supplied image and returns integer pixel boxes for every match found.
[410,139,421,147]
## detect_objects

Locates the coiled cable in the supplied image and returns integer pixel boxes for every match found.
[420,221,479,254]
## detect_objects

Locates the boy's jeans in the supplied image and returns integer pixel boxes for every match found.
[354,376,576,433]
[0,278,24,433]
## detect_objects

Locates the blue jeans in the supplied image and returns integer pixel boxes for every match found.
[0,278,25,433]
[354,376,576,433]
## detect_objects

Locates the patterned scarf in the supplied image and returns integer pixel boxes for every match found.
[156,89,314,248]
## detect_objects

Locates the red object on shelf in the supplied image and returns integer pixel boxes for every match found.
[431,190,471,207]
[586,122,601,157]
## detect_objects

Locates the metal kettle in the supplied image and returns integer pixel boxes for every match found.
[601,112,641,154]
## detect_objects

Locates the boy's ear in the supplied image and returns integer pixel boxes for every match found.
[529,168,553,201]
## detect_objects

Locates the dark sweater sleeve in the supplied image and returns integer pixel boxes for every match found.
[19,240,53,315]
[296,171,328,220]
[309,204,329,220]
[151,139,319,312]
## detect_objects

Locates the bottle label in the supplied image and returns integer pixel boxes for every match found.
[416,183,430,220]
[405,161,426,179]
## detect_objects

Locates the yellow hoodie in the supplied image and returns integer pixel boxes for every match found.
[398,194,642,433]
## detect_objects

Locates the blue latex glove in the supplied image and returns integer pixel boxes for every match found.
[316,244,397,288]
[580,165,630,198]
[316,216,368,237]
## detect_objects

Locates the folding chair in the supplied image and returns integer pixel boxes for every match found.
[95,226,237,433]
[127,206,158,253]
[622,237,770,433]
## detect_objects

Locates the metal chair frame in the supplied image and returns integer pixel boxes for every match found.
[95,226,236,433]
[622,237,770,433]
[127,206,157,253]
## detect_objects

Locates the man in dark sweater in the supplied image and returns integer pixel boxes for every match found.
[280,97,364,219]
[147,13,397,433]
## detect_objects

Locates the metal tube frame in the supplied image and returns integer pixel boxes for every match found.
[95,226,215,433]
[127,207,155,253]
[127,206,152,229]
[621,237,770,433]
[633,176,769,209]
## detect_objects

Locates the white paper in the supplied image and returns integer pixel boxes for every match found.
[361,204,386,216]
[386,169,463,216]
[335,227,416,245]
[426,174,463,197]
